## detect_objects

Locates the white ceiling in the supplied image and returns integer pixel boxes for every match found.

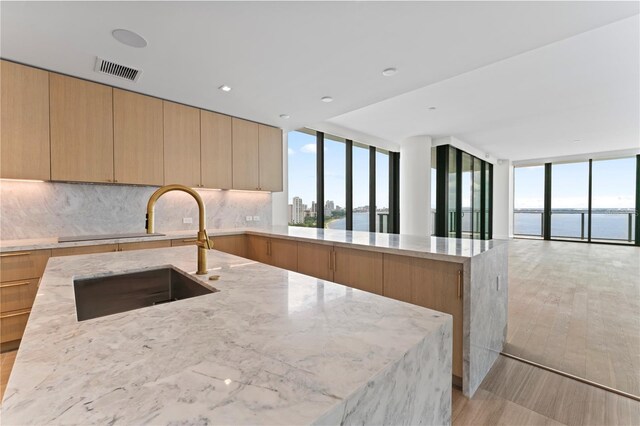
[1,1,638,161]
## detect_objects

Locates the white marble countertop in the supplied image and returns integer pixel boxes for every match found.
[1,246,452,424]
[0,226,506,262]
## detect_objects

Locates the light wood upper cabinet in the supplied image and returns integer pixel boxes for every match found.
[50,73,114,183]
[232,118,260,190]
[201,110,232,189]
[113,89,164,185]
[333,247,383,295]
[0,61,50,180]
[163,101,201,187]
[258,125,283,192]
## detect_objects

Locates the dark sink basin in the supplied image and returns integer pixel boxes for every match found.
[74,267,217,321]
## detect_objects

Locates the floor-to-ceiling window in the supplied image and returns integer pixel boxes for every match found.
[287,130,317,227]
[433,144,493,240]
[551,161,590,240]
[591,157,636,243]
[352,143,370,231]
[513,155,639,246]
[287,129,399,233]
[375,149,390,232]
[323,135,346,230]
[513,166,545,237]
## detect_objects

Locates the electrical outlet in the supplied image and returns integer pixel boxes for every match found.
[246,216,253,222]
[253,216,260,221]
[183,217,193,224]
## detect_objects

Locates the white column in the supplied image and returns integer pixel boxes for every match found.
[400,135,432,236]
[492,160,513,239]
[271,132,289,227]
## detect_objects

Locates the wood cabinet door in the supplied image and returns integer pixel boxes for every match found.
[232,118,259,190]
[118,240,171,251]
[333,247,383,295]
[258,125,283,192]
[382,254,413,303]
[201,110,232,189]
[269,238,298,271]
[212,235,247,258]
[0,250,51,282]
[0,60,50,180]
[50,73,114,183]
[297,242,333,281]
[163,101,201,187]
[113,89,164,185]
[246,235,270,264]
[410,258,463,378]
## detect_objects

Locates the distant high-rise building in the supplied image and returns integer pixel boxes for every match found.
[292,196,305,224]
[287,204,293,224]
[324,200,335,217]
[311,201,317,213]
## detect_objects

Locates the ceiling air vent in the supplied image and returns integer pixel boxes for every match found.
[94,57,142,82]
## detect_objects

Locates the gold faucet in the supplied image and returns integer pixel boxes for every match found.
[146,184,213,275]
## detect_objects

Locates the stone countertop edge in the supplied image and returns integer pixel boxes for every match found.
[0,226,507,262]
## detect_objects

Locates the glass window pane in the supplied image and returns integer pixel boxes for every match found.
[324,135,346,229]
[431,148,437,236]
[551,161,589,239]
[484,165,491,239]
[353,143,370,231]
[473,157,482,239]
[376,150,389,233]
[461,153,473,239]
[513,166,545,237]
[591,157,636,243]
[448,147,457,238]
[287,130,316,227]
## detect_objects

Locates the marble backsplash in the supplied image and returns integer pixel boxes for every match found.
[0,180,272,240]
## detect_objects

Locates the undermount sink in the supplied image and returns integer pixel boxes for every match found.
[73,267,217,321]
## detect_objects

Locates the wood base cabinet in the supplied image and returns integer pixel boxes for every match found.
[296,242,334,281]
[334,247,383,295]
[0,250,51,351]
[247,235,297,271]
[383,254,463,378]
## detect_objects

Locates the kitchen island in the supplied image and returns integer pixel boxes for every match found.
[1,246,453,425]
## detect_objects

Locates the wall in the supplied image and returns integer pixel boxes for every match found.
[0,180,272,240]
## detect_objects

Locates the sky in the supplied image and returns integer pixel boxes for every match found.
[514,157,636,209]
[288,130,389,209]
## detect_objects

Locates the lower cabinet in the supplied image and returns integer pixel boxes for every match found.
[383,254,464,378]
[211,235,247,258]
[334,247,383,295]
[246,235,298,271]
[0,249,51,351]
[296,242,334,281]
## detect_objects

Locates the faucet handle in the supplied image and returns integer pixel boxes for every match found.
[202,229,213,249]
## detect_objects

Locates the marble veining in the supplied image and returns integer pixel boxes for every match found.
[0,180,271,240]
[1,247,452,425]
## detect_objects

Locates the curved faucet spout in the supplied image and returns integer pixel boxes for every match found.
[146,184,212,274]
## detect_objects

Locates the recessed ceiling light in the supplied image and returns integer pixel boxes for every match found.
[112,29,147,48]
[218,85,232,92]
[428,106,437,110]
[321,96,333,103]
[572,139,582,143]
[279,114,290,119]
[382,67,397,77]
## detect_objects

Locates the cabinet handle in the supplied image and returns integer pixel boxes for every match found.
[457,270,462,299]
[0,280,31,288]
[0,252,31,258]
[182,239,197,243]
[333,251,337,272]
[328,251,332,271]
[0,310,30,319]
